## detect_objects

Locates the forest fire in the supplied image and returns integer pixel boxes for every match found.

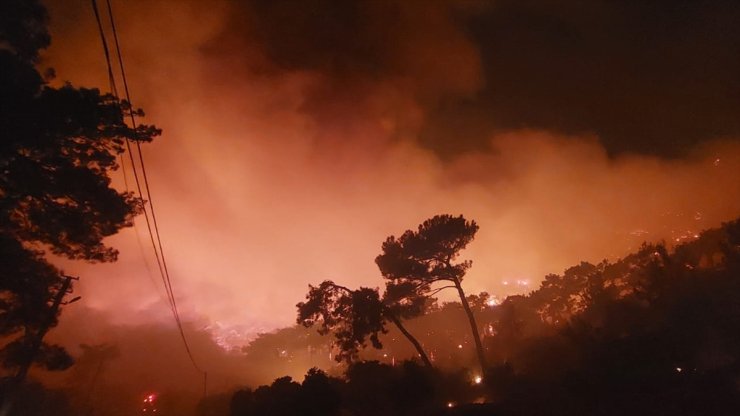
[1,0,739,415]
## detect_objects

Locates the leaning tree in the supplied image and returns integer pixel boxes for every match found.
[297,280,433,367]
[375,214,487,374]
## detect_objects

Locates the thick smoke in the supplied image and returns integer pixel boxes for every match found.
[38,0,740,395]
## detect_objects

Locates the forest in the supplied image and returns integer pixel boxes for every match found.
[223,217,740,416]
[2,0,740,415]
[11,215,738,415]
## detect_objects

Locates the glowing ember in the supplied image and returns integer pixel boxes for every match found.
[486,298,500,307]
[141,393,159,414]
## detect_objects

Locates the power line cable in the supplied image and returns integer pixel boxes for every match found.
[103,0,183,327]
[104,1,205,380]
[91,0,205,379]
[92,0,179,320]
[91,0,169,305]
[94,0,162,300]
[119,151,163,298]
[103,0,193,359]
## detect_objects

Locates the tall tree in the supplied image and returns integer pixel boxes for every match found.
[375,215,487,374]
[297,280,433,367]
[0,0,160,383]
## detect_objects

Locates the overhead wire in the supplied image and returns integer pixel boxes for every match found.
[102,1,198,367]
[91,0,166,303]
[92,0,162,299]
[91,0,206,378]
[103,0,184,330]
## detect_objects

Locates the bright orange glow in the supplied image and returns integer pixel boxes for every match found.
[486,297,500,307]
[36,0,740,396]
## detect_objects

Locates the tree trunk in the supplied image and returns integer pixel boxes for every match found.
[386,312,433,369]
[1,275,74,416]
[453,278,487,375]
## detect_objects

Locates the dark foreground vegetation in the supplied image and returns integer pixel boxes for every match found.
[7,217,739,416]
[2,1,739,415]
[223,218,740,416]
[1,1,158,414]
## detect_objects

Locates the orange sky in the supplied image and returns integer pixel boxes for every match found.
[41,0,740,349]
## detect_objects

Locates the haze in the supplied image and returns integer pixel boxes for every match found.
[40,0,739,369]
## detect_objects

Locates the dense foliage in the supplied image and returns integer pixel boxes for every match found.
[243,218,740,415]
[297,282,387,363]
[297,215,482,367]
[0,0,159,379]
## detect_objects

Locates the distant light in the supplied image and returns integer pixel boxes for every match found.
[383,353,388,358]
[473,375,483,384]
[676,367,682,373]
[486,298,499,307]
[447,402,455,408]
[458,344,463,349]
[502,280,509,286]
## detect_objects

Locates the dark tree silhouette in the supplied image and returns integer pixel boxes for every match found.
[375,214,487,374]
[252,219,740,415]
[0,0,159,385]
[472,218,740,415]
[299,368,341,416]
[297,281,385,363]
[297,280,432,367]
[230,361,478,416]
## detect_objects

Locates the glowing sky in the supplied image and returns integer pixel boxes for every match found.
[41,0,740,346]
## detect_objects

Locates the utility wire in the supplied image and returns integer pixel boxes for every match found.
[92,0,170,309]
[103,0,193,362]
[92,0,169,305]
[91,0,205,378]
[93,0,162,299]
[121,152,164,301]
[103,0,180,324]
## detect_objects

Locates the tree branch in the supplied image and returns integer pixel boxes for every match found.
[428,285,456,296]
[324,281,354,294]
